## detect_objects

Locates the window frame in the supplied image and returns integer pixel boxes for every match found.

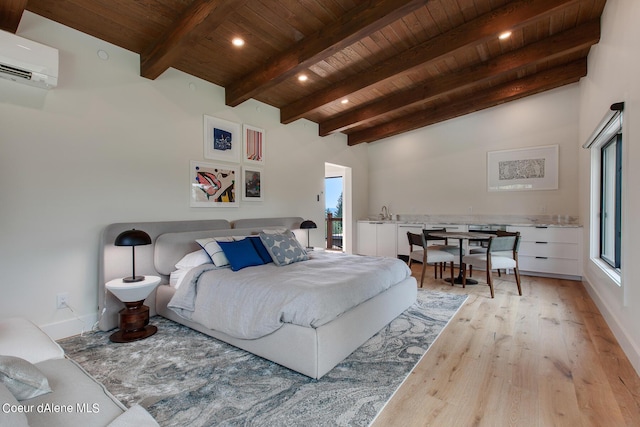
[599,133,622,269]
[584,103,624,284]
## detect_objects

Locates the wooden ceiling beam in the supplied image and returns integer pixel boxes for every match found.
[0,0,27,33]
[347,58,588,146]
[281,0,580,124]
[319,19,600,136]
[224,0,430,107]
[140,0,246,80]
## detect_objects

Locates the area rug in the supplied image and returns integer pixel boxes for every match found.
[59,290,467,426]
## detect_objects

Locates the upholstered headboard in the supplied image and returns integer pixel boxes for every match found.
[98,217,304,331]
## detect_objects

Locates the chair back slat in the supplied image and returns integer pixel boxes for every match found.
[407,232,423,249]
[423,228,448,244]
[487,231,520,253]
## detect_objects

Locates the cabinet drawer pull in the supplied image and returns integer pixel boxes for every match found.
[535,256,548,259]
[535,241,548,244]
[535,226,548,229]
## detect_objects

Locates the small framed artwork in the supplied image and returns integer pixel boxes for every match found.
[242,167,263,201]
[487,144,559,191]
[203,115,241,163]
[190,161,239,207]
[243,124,265,165]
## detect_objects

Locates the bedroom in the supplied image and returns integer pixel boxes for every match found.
[1,0,639,424]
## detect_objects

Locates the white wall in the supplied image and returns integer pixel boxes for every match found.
[366,84,580,219]
[578,0,640,374]
[0,12,369,337]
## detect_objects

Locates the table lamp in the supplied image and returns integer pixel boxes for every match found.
[300,220,317,250]
[114,229,151,282]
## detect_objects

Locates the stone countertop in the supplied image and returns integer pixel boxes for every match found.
[359,214,581,227]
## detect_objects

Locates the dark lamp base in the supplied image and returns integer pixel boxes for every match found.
[122,275,145,283]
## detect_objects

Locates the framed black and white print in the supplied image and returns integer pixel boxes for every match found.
[487,144,559,192]
[242,167,263,201]
[203,115,241,163]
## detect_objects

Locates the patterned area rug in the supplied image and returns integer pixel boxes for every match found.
[59,290,466,426]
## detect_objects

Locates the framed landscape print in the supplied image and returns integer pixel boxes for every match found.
[203,115,240,163]
[242,167,263,201]
[242,124,265,165]
[190,161,239,207]
[487,144,559,192]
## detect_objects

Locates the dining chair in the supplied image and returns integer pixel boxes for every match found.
[422,228,461,276]
[460,232,522,298]
[467,230,508,277]
[407,231,455,287]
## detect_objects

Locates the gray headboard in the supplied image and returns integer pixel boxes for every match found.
[98,217,303,331]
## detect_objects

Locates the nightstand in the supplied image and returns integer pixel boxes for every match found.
[105,275,160,343]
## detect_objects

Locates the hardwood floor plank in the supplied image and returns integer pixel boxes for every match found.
[372,264,640,426]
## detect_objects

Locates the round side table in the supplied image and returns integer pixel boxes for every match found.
[106,275,160,343]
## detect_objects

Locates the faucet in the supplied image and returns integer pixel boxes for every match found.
[380,205,389,220]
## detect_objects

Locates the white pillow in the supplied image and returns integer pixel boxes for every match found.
[174,249,211,270]
[169,268,190,289]
[196,237,234,267]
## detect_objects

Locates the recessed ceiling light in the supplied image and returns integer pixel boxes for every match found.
[498,31,512,40]
[232,37,245,47]
[341,99,349,104]
[298,74,308,82]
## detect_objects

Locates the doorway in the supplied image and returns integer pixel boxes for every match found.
[325,163,351,253]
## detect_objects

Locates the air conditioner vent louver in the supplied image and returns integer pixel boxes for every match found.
[0,30,58,89]
[0,63,32,80]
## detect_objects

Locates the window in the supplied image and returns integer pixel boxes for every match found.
[600,134,622,269]
[584,102,623,278]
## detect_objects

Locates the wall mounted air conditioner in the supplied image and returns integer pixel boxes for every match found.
[0,30,58,89]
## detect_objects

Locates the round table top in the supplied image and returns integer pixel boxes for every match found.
[428,231,491,240]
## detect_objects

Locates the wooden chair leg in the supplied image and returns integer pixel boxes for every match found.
[487,270,495,298]
[469,265,473,277]
[497,269,502,277]
[420,264,426,288]
[434,263,437,279]
[514,267,522,296]
[461,263,466,288]
[440,262,444,278]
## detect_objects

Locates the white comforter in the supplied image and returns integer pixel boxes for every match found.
[168,251,412,339]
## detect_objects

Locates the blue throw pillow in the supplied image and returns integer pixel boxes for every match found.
[248,236,273,264]
[217,238,265,271]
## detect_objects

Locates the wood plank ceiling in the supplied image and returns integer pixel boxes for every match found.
[1,0,606,145]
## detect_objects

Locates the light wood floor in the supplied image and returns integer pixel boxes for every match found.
[372,264,640,427]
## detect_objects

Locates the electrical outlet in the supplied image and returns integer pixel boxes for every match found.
[467,206,473,213]
[56,293,68,309]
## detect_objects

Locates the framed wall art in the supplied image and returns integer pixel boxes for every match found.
[203,115,240,163]
[487,144,559,192]
[190,161,239,207]
[242,124,265,165]
[242,167,263,201]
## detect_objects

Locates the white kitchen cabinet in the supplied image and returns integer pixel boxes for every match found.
[357,222,397,257]
[507,225,582,279]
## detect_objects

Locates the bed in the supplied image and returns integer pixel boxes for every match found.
[99,217,417,379]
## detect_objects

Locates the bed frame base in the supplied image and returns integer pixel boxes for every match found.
[156,276,417,379]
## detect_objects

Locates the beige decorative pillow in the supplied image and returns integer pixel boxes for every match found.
[0,355,52,400]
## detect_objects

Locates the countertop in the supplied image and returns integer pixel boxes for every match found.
[359,214,581,227]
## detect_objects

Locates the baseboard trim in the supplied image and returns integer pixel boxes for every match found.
[582,276,640,377]
[40,311,99,340]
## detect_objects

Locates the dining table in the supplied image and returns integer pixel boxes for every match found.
[429,231,491,285]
